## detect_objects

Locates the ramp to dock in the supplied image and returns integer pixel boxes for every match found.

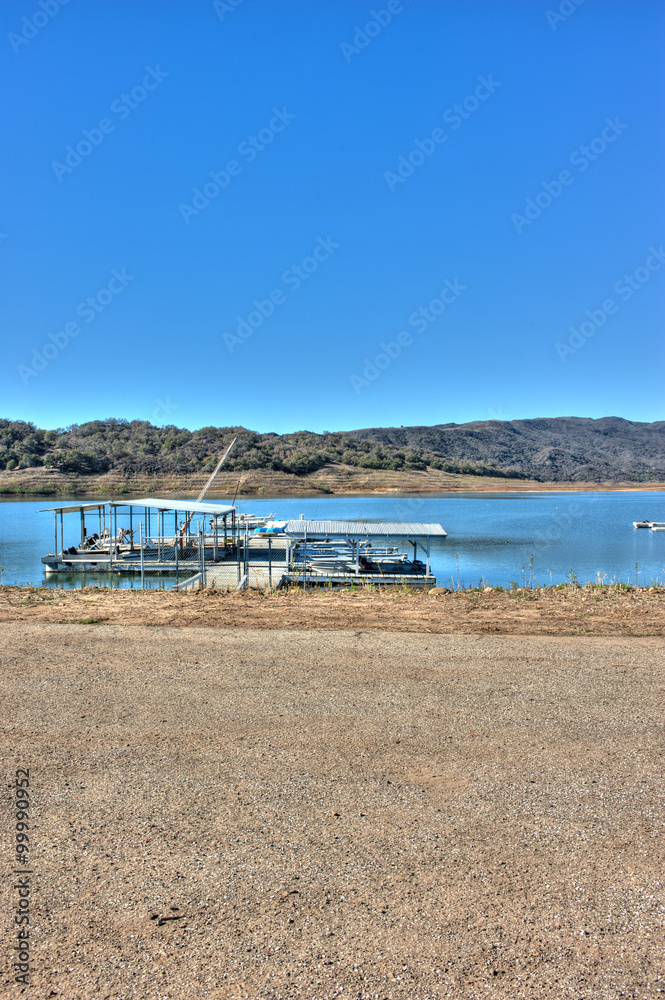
[195,536,288,590]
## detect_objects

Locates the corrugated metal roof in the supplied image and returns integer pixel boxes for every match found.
[285,520,447,538]
[38,502,109,514]
[114,498,236,515]
[40,498,236,516]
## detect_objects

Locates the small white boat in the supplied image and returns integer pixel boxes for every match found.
[254,520,287,534]
[633,520,652,528]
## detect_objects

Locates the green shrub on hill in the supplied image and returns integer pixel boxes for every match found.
[0,416,661,483]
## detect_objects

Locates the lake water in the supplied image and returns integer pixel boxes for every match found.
[0,491,663,590]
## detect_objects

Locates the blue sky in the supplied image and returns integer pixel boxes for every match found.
[2,0,664,433]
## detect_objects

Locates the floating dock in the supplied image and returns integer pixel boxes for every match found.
[39,501,447,590]
[281,519,445,589]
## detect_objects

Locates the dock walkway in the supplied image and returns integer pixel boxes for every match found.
[180,536,288,591]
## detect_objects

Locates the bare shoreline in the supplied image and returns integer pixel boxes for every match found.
[2,585,663,636]
[1,467,664,501]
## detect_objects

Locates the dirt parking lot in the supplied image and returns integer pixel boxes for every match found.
[1,624,663,998]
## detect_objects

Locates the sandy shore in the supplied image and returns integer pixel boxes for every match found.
[0,625,663,998]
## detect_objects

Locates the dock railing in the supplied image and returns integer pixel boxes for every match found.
[137,518,222,590]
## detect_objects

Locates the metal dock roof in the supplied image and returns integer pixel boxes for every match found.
[285,520,447,539]
[39,501,111,514]
[39,498,236,516]
[118,498,236,515]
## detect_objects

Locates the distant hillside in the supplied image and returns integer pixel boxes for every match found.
[0,416,662,485]
[348,417,665,483]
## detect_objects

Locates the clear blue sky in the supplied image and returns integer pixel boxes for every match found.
[2,0,664,433]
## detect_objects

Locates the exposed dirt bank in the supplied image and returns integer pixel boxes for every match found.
[1,585,663,636]
[2,464,664,498]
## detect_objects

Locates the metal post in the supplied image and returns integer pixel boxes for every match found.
[140,521,145,588]
[303,529,307,590]
[268,536,272,589]
[203,521,207,587]
[175,522,179,585]
[54,511,57,558]
[129,507,133,551]
[80,508,84,547]
[426,538,430,576]
[244,526,249,586]
[355,538,360,575]
[59,511,63,556]
[109,507,113,570]
[199,522,205,588]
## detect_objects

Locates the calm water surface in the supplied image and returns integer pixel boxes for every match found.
[0,491,663,589]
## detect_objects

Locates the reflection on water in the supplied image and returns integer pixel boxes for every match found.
[1,491,664,589]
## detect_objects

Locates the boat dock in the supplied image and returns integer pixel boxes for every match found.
[280,519,444,589]
[39,501,447,590]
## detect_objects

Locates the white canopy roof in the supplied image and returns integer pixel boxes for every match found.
[285,520,447,539]
[113,498,236,515]
[39,501,109,514]
[40,498,236,516]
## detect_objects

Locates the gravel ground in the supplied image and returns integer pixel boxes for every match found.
[0,624,663,999]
